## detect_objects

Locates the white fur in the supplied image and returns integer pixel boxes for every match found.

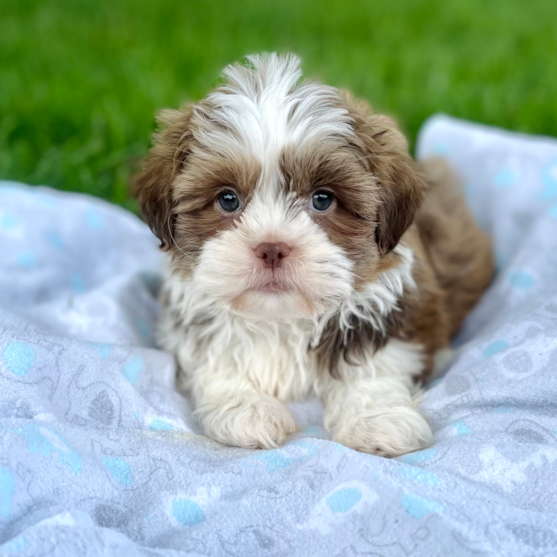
[192,53,355,193]
[158,55,433,455]
[321,340,433,456]
[312,244,415,346]
[159,246,431,454]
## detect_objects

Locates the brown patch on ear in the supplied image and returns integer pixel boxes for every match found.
[133,107,194,250]
[341,93,426,254]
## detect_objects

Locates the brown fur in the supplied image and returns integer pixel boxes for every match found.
[314,163,494,380]
[134,107,194,251]
[310,99,493,379]
[134,103,262,273]
[415,158,495,339]
[340,92,426,255]
[170,152,261,273]
[278,92,427,285]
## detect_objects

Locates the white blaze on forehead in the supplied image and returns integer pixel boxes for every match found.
[237,190,301,244]
[191,53,355,191]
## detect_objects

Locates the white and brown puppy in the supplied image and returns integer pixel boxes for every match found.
[135,53,494,457]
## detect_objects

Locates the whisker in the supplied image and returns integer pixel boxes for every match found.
[167,212,196,264]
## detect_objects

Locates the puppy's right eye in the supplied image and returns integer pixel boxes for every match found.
[217,190,241,212]
[310,190,334,212]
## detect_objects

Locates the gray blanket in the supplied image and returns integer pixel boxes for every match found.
[1,115,556,556]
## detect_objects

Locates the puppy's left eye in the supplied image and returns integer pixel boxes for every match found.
[310,190,334,212]
[218,190,241,212]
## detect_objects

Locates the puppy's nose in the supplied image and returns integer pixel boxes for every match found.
[254,242,291,269]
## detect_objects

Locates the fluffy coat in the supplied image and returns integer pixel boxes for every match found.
[135,54,494,457]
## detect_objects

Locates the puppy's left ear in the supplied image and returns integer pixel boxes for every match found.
[346,96,426,254]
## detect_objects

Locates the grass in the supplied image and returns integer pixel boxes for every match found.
[1,0,557,211]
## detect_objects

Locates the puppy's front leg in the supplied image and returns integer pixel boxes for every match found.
[322,377,433,457]
[321,342,433,457]
[191,369,297,449]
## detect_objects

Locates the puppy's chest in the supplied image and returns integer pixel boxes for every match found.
[195,316,319,401]
[240,322,319,400]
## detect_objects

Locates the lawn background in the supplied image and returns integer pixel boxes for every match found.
[1,0,556,212]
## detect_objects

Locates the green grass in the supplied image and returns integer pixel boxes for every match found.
[1,0,556,211]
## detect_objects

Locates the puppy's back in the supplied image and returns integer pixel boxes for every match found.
[415,158,495,337]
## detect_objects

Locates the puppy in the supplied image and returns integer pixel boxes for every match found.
[135,53,494,457]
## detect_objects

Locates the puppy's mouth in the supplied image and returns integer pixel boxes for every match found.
[247,269,297,295]
[253,280,292,294]
[229,267,318,317]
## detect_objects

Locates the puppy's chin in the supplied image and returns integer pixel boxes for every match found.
[226,289,324,322]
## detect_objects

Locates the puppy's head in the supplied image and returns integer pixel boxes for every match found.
[136,54,424,321]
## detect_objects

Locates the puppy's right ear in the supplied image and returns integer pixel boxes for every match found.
[134,107,193,250]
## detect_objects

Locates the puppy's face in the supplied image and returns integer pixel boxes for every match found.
[136,54,424,321]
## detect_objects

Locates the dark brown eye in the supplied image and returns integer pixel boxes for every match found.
[310,190,334,212]
[218,190,240,212]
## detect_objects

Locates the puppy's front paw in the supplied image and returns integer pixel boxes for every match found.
[197,396,297,449]
[330,406,433,457]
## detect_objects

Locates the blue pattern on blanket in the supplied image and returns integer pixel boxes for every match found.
[541,160,557,200]
[0,115,557,555]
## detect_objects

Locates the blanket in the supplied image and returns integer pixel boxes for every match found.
[0,115,556,556]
